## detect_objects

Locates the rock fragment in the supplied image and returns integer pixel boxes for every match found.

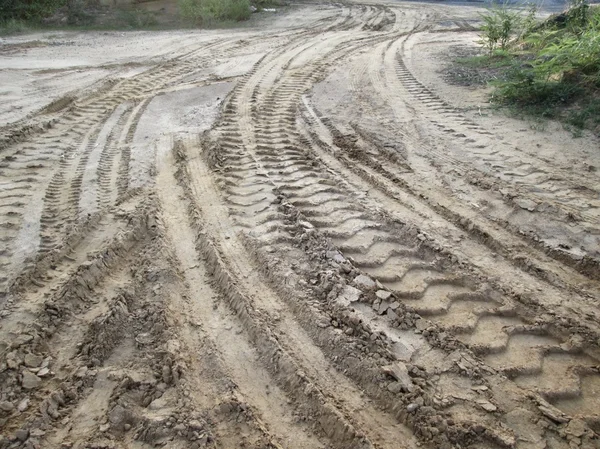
[0,401,14,412]
[566,418,586,438]
[24,353,43,368]
[21,371,42,389]
[382,362,414,392]
[376,290,392,301]
[476,399,497,412]
[353,274,376,290]
[336,285,362,307]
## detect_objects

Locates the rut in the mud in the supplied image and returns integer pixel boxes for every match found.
[1,2,600,449]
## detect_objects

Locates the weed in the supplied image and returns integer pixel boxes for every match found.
[179,0,251,25]
[116,8,158,28]
[479,2,524,53]
[566,98,600,129]
[456,49,513,68]
[0,18,31,34]
[0,0,66,22]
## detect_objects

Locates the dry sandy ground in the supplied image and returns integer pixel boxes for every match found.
[1,1,600,449]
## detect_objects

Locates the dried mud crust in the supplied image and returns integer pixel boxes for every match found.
[1,2,600,449]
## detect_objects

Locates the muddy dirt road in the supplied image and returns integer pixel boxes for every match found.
[1,1,600,448]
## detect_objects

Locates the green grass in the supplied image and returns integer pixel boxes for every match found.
[456,49,515,68]
[178,0,251,25]
[0,18,32,35]
[0,0,66,22]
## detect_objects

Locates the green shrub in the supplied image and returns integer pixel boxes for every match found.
[179,0,251,25]
[66,0,94,25]
[0,18,30,34]
[0,0,66,22]
[567,0,590,29]
[479,2,524,53]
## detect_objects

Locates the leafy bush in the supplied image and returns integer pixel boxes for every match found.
[65,0,94,25]
[0,0,66,22]
[179,0,251,25]
[0,18,30,34]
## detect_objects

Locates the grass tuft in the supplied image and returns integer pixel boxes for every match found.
[178,0,251,25]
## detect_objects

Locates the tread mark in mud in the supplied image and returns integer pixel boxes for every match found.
[394,51,600,224]
[211,33,600,424]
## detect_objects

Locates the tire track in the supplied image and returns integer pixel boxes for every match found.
[297,92,600,422]
[318,33,600,302]
[176,133,423,449]
[158,140,326,449]
[395,45,600,225]
[201,12,600,445]
[0,33,295,301]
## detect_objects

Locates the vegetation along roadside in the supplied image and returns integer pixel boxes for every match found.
[455,0,600,135]
[0,0,282,34]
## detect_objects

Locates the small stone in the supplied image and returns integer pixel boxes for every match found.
[326,251,346,264]
[23,354,43,368]
[299,221,314,230]
[109,405,128,426]
[15,429,29,442]
[389,301,400,310]
[21,371,41,389]
[74,366,88,378]
[406,403,419,412]
[538,404,568,424]
[0,401,14,412]
[17,399,29,412]
[387,382,402,394]
[376,290,392,301]
[188,420,204,431]
[566,419,586,438]
[336,285,362,307]
[476,399,497,412]
[124,423,131,431]
[514,198,537,212]
[378,301,389,315]
[37,367,51,377]
[387,309,399,321]
[344,327,354,336]
[6,352,22,369]
[354,274,376,290]
[382,362,414,392]
[30,429,45,437]
[415,319,428,331]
